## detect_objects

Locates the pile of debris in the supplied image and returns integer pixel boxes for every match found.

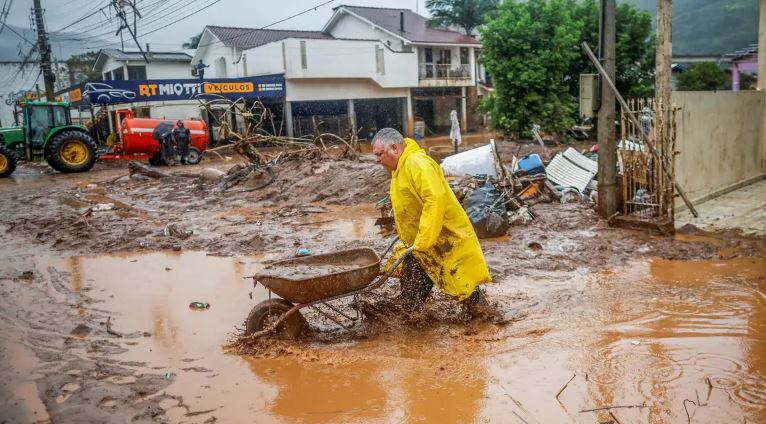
[435,140,600,238]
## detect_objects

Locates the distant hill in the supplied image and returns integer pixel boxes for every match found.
[0,25,108,61]
[626,0,758,55]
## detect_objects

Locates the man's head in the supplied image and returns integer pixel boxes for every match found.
[176,120,184,128]
[372,128,406,172]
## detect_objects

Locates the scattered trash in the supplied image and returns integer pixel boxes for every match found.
[163,224,193,239]
[295,248,312,257]
[509,205,535,225]
[164,372,175,381]
[165,267,172,271]
[441,144,498,177]
[527,242,543,251]
[86,183,98,189]
[19,270,34,280]
[189,302,210,310]
[462,181,509,238]
[559,187,582,204]
[91,203,115,212]
[630,340,641,346]
[515,153,545,176]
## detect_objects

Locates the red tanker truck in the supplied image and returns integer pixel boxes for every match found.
[100,109,208,165]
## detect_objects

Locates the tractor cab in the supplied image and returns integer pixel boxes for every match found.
[23,101,74,148]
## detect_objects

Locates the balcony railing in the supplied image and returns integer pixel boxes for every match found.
[419,63,471,80]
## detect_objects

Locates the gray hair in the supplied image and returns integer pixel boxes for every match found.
[372,128,404,146]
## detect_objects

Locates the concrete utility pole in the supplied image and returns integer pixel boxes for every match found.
[655,0,672,140]
[597,0,617,218]
[32,0,55,101]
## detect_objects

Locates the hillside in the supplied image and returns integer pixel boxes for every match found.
[627,0,758,55]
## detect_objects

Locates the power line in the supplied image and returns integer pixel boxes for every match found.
[0,0,14,35]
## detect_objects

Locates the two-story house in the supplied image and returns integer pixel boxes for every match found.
[192,5,482,138]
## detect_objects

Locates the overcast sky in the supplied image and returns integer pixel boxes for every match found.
[4,0,429,53]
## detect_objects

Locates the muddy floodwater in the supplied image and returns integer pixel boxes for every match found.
[1,154,765,423]
[2,249,764,423]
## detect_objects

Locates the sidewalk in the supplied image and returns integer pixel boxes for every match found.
[675,178,766,235]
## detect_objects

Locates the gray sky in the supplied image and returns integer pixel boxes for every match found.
[4,0,429,53]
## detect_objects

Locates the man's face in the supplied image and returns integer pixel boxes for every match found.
[373,141,402,172]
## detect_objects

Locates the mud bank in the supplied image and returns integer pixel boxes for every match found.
[1,153,765,423]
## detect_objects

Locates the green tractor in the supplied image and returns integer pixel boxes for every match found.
[0,101,98,178]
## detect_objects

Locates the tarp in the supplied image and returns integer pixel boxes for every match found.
[56,75,285,106]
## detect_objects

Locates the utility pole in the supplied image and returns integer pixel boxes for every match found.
[597,0,617,218]
[655,0,672,144]
[32,0,55,101]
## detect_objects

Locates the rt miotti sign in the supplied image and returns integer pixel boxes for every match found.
[56,75,285,106]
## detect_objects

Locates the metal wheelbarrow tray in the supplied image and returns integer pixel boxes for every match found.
[254,248,382,304]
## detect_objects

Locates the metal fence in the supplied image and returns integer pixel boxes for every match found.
[619,98,677,221]
[418,64,471,80]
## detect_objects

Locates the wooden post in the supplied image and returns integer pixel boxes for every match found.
[597,0,618,218]
[656,0,672,134]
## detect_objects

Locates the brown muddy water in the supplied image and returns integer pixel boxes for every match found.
[6,249,765,423]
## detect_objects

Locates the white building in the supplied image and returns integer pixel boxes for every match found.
[192,5,484,138]
[0,60,69,127]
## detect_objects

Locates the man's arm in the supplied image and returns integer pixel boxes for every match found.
[410,160,447,251]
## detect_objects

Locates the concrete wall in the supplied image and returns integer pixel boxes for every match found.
[286,79,407,102]
[275,38,417,88]
[145,62,192,80]
[244,42,284,76]
[674,90,766,204]
[330,12,406,51]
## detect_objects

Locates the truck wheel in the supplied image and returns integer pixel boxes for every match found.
[185,147,202,165]
[245,299,307,340]
[0,144,17,178]
[46,131,97,173]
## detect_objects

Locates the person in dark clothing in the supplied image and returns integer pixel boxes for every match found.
[152,121,176,166]
[173,120,191,164]
[195,60,209,81]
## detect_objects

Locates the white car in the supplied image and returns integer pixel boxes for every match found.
[83,83,137,102]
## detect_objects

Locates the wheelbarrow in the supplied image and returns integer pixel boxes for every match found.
[244,237,412,339]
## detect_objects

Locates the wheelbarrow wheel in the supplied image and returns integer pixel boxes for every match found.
[245,299,307,340]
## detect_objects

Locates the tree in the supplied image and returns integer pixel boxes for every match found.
[182,31,203,49]
[479,0,655,136]
[572,0,655,99]
[480,0,581,136]
[425,0,499,35]
[65,51,101,84]
[676,62,729,91]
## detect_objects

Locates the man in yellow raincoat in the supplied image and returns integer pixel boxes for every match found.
[372,128,494,317]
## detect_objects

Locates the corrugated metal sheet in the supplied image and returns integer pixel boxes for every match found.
[545,149,597,192]
[562,147,597,174]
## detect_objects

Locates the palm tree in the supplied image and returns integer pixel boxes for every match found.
[425,0,499,36]
[182,32,203,49]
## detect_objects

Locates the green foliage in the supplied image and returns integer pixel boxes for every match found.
[676,62,729,91]
[65,51,100,84]
[628,0,758,55]
[480,0,580,136]
[182,32,203,49]
[480,0,655,136]
[425,0,499,35]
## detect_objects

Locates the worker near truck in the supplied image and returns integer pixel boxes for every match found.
[371,128,497,320]
[173,120,191,165]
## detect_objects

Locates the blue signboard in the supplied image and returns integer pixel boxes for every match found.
[59,75,285,106]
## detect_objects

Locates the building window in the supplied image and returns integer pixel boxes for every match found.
[127,65,146,80]
[376,46,385,75]
[103,72,112,81]
[300,41,307,69]
[424,47,433,63]
[460,48,469,65]
[112,67,125,80]
[134,107,151,118]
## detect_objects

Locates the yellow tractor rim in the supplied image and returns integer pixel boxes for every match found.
[0,153,7,173]
[60,140,90,166]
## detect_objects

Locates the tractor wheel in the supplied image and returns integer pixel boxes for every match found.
[245,299,307,340]
[46,131,98,173]
[185,147,202,165]
[0,144,17,178]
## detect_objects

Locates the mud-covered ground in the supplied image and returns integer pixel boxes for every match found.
[1,140,765,423]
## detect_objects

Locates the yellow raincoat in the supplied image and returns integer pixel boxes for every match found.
[388,138,491,300]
